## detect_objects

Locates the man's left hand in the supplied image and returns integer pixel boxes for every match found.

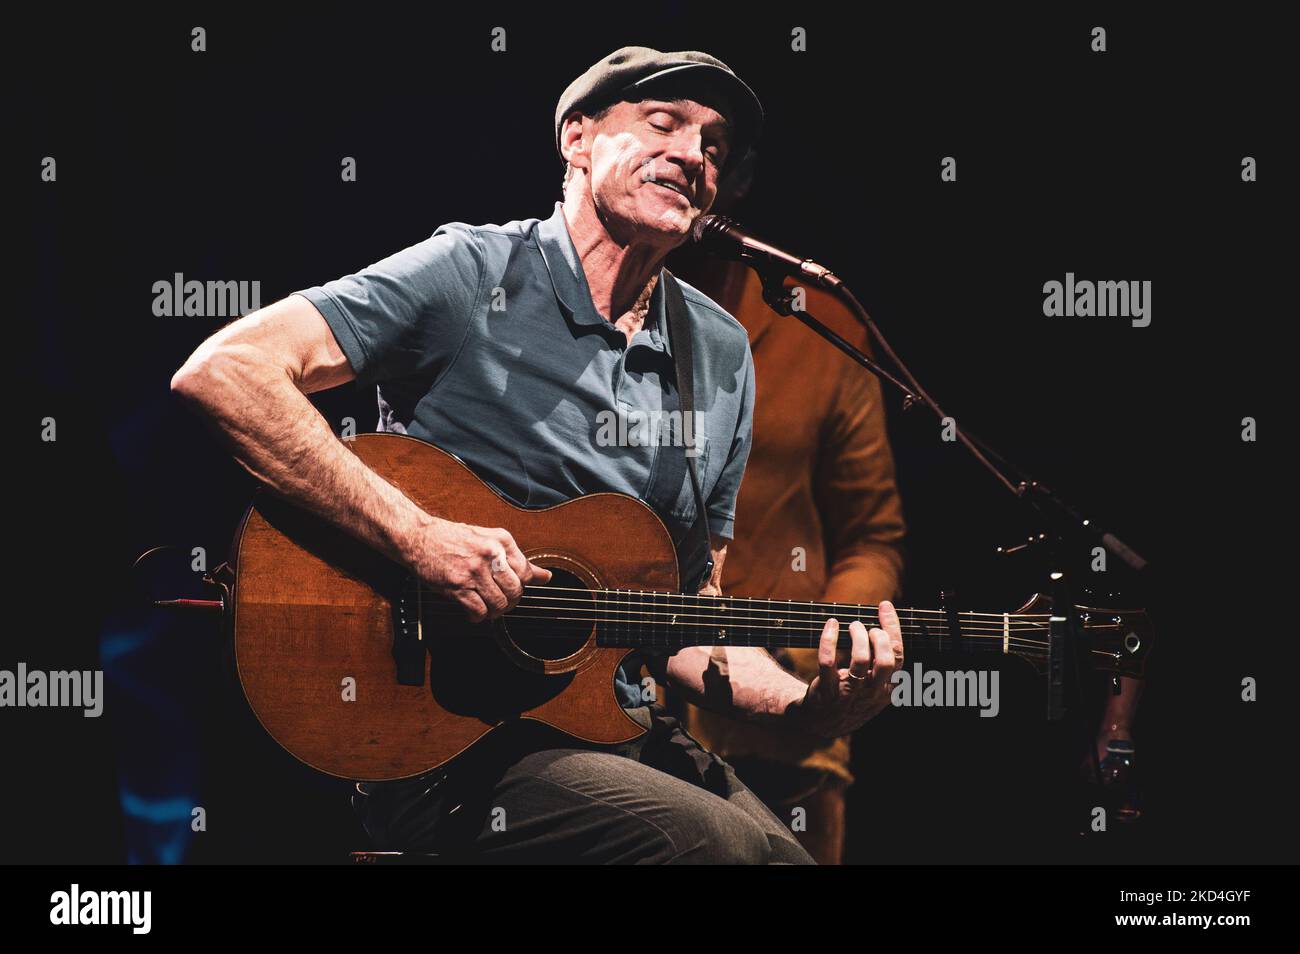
[797,601,903,738]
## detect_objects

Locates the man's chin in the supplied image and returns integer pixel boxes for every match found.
[656,209,696,237]
[638,200,696,240]
[602,197,695,245]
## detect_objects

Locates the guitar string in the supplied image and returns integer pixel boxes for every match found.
[420,615,1122,662]
[400,614,1106,646]
[401,612,1075,641]
[413,610,1098,654]
[445,609,1054,633]
[401,580,1062,614]
[409,612,1132,665]
[404,586,1066,627]
[413,605,1052,637]
[527,585,1065,618]
[404,582,1060,622]
[500,592,1060,623]
[411,605,1071,638]
[500,614,1055,636]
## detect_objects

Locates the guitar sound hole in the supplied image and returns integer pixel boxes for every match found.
[504,568,594,661]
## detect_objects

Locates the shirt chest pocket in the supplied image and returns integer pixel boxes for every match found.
[645,434,712,531]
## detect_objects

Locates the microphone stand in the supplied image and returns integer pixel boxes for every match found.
[751,262,1150,769]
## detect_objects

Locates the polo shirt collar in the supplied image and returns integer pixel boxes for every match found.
[536,202,672,356]
[645,273,672,357]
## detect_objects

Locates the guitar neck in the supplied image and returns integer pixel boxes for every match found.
[518,587,1049,658]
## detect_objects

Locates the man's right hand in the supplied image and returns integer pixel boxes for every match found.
[410,517,552,623]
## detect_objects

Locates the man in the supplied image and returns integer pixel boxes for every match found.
[171,47,903,864]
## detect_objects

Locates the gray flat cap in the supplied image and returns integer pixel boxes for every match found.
[554,46,763,166]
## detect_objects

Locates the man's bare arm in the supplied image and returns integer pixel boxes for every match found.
[170,294,548,621]
[660,540,798,723]
[667,640,809,727]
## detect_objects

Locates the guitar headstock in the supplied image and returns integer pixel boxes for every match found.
[1006,594,1153,678]
[1078,603,1154,678]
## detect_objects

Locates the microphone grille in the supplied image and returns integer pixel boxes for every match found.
[691,213,732,245]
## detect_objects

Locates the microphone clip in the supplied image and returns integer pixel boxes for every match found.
[757,267,799,317]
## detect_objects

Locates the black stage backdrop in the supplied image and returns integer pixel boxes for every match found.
[16,6,1290,865]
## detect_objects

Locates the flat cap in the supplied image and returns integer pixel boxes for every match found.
[555,46,763,167]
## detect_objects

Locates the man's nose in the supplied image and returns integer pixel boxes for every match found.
[662,131,706,177]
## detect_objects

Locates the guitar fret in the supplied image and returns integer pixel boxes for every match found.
[659,590,666,649]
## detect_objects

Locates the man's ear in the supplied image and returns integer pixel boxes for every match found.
[559,112,591,171]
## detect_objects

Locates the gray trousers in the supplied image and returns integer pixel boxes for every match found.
[352,706,815,864]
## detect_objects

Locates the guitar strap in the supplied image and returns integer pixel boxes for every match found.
[660,269,715,594]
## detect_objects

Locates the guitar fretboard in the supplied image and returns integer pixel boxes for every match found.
[512,586,1051,657]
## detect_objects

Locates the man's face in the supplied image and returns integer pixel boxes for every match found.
[578,97,732,244]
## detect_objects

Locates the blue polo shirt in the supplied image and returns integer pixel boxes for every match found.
[297,203,755,707]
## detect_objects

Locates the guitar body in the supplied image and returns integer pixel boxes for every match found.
[232,433,680,781]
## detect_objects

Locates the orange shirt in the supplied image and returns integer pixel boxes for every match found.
[675,259,906,782]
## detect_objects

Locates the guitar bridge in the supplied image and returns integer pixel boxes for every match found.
[392,583,426,687]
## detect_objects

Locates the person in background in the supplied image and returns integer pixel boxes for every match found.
[669,152,906,864]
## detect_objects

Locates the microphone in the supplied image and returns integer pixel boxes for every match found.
[690,214,843,290]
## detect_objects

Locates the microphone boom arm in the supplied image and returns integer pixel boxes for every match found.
[747,248,1151,578]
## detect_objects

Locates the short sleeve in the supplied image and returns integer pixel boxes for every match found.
[294,223,485,385]
[705,343,756,541]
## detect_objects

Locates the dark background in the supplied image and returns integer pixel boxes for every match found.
[15,6,1290,864]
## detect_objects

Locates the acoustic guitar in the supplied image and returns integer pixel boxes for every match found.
[228,433,1152,781]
